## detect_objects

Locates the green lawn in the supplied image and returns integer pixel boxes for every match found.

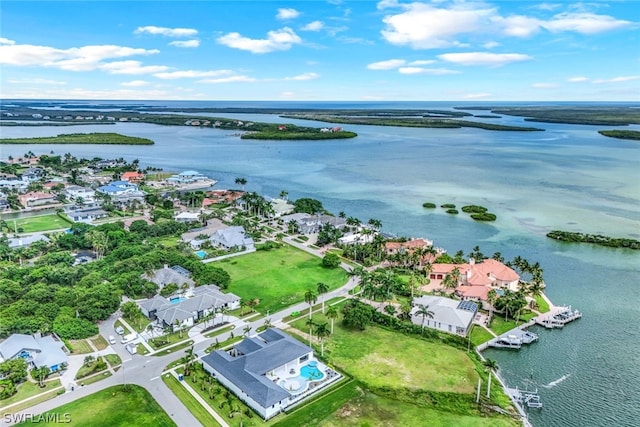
[11,214,71,233]
[317,389,518,427]
[0,379,62,410]
[67,339,93,355]
[151,340,194,357]
[148,332,189,350]
[217,245,348,315]
[78,371,112,386]
[290,316,477,394]
[469,325,495,346]
[15,385,174,426]
[104,354,122,368]
[535,294,550,313]
[488,316,519,336]
[91,335,109,350]
[162,375,217,427]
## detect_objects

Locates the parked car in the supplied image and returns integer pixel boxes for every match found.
[108,335,116,345]
[115,326,124,335]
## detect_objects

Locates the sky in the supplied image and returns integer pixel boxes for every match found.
[0,0,639,101]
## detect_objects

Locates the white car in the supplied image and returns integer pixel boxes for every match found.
[108,335,116,345]
[115,326,124,335]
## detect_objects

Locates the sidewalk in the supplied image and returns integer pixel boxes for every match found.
[169,370,230,427]
[118,317,154,353]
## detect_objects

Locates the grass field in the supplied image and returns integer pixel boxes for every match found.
[318,389,518,427]
[0,379,62,411]
[68,339,93,355]
[162,375,217,427]
[290,315,477,394]
[217,245,348,315]
[11,214,71,233]
[469,325,495,346]
[91,335,109,350]
[535,294,550,313]
[15,385,174,426]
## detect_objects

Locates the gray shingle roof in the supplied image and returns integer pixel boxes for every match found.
[411,296,475,329]
[202,329,312,408]
[0,334,39,360]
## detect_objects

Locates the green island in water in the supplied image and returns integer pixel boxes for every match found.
[0,132,154,145]
[547,230,640,250]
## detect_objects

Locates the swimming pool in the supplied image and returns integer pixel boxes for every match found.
[194,250,207,259]
[300,361,324,380]
[170,296,187,304]
[278,362,325,395]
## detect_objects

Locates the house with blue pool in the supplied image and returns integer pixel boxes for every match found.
[202,328,341,420]
[0,333,68,372]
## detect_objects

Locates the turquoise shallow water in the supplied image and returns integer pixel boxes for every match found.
[1,101,638,426]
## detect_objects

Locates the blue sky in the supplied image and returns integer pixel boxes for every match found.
[1,0,638,101]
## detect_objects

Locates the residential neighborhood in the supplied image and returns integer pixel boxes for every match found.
[0,153,550,427]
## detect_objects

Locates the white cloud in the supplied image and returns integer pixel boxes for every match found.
[216,27,302,53]
[493,15,542,37]
[0,37,15,45]
[302,21,325,32]
[155,70,234,79]
[398,67,459,75]
[532,82,558,88]
[120,80,149,87]
[592,76,640,84]
[568,76,589,83]
[483,41,501,49]
[534,3,563,12]
[99,60,169,75]
[367,59,406,70]
[377,0,400,10]
[7,78,66,85]
[380,3,494,49]
[285,72,319,81]
[135,26,198,37]
[438,52,532,67]
[408,60,436,66]
[543,12,632,34]
[464,92,492,99]
[276,8,300,20]
[0,43,159,71]
[169,39,200,48]
[199,75,257,84]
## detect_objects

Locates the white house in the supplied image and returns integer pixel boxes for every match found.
[8,234,50,249]
[201,329,341,420]
[0,334,68,372]
[411,296,478,337]
[209,226,255,251]
[65,185,96,204]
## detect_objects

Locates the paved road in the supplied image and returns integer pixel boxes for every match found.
[3,238,360,427]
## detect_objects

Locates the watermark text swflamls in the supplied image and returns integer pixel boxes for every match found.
[3,413,71,424]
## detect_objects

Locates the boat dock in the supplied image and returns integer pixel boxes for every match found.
[535,306,582,329]
[487,327,539,350]
[507,386,543,409]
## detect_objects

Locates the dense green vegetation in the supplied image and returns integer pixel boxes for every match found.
[461,205,488,214]
[441,203,456,209]
[0,132,154,145]
[470,213,497,221]
[15,385,175,426]
[0,220,231,339]
[598,130,640,141]
[457,106,640,126]
[547,230,640,249]
[446,209,459,214]
[422,202,436,208]
[281,114,543,131]
[241,125,357,140]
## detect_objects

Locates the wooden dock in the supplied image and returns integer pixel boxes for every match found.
[535,306,582,329]
[507,386,543,409]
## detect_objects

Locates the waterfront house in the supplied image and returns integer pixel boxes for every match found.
[410,296,477,336]
[0,333,68,372]
[270,198,295,217]
[121,171,145,183]
[174,211,201,223]
[201,328,339,420]
[385,238,434,257]
[166,170,210,185]
[20,168,44,182]
[280,213,347,234]
[96,180,138,196]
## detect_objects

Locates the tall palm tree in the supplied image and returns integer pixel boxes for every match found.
[487,289,498,324]
[304,290,317,319]
[326,306,338,334]
[279,190,288,200]
[243,325,252,337]
[483,358,499,398]
[263,318,272,329]
[415,304,434,330]
[305,318,316,347]
[315,322,331,356]
[317,282,329,313]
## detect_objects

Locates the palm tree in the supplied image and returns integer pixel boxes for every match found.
[487,289,498,325]
[235,177,247,191]
[279,190,288,200]
[315,322,331,356]
[304,290,317,319]
[305,318,316,347]
[415,304,434,330]
[220,307,229,324]
[483,358,499,398]
[384,304,397,317]
[146,324,155,342]
[326,306,338,334]
[317,282,329,313]
[263,318,272,329]
[243,325,252,337]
